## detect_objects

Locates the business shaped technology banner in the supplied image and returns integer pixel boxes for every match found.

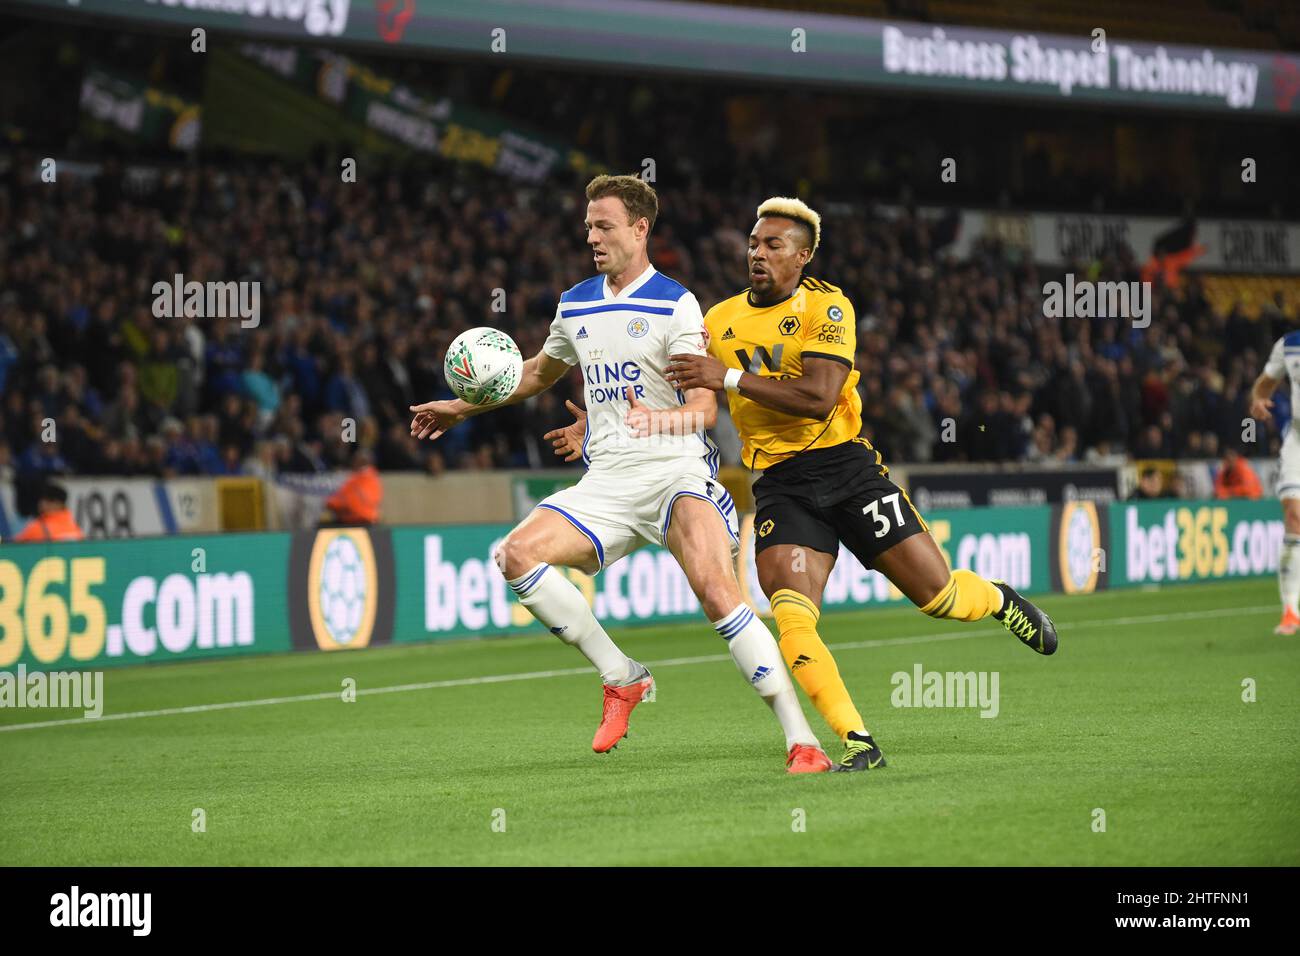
[13,0,1300,115]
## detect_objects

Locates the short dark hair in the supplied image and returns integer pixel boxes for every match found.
[40,482,68,505]
[766,216,815,254]
[586,174,658,231]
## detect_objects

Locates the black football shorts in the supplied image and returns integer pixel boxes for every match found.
[752,439,928,569]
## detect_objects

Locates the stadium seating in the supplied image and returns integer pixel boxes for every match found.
[0,159,1274,483]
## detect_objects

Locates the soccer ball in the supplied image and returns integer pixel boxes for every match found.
[443,327,524,405]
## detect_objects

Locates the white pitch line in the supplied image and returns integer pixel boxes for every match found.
[0,603,1275,734]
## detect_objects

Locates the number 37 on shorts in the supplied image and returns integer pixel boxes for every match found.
[753,475,929,569]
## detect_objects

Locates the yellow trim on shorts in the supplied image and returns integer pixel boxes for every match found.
[899,486,929,533]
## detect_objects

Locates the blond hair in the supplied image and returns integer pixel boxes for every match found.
[586,174,659,231]
[756,196,821,261]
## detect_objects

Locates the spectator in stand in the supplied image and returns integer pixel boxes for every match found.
[204,323,245,406]
[1130,467,1169,500]
[142,435,169,477]
[244,440,280,482]
[1212,448,1262,500]
[378,421,425,471]
[1053,425,1081,464]
[10,482,84,543]
[0,316,19,395]
[241,349,281,432]
[16,433,71,478]
[324,354,371,422]
[1168,471,1189,499]
[139,327,181,420]
[1133,424,1171,459]
[216,443,245,476]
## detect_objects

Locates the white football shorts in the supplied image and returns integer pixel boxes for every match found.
[536,460,739,571]
[1278,431,1300,500]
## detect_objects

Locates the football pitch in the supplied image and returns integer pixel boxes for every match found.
[2,578,1297,866]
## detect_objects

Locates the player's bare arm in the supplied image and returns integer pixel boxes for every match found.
[665,352,848,419]
[1251,371,1281,422]
[410,349,570,440]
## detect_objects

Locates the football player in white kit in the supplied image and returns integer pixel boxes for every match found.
[409,175,832,772]
[1250,331,1300,635]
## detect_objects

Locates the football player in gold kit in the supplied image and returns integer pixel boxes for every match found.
[547,197,1058,772]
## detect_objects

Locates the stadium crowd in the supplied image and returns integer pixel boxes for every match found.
[0,157,1282,487]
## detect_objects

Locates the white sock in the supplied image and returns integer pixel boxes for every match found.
[509,563,635,684]
[714,604,818,750]
[1280,535,1300,614]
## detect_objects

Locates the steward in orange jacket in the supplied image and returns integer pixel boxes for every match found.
[13,483,85,542]
[1212,449,1262,500]
[323,452,383,525]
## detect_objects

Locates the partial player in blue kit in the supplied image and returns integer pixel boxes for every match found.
[409,174,831,773]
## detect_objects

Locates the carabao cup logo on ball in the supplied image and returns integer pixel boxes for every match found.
[444,327,523,405]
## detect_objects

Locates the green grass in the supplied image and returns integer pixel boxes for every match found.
[2,579,1298,866]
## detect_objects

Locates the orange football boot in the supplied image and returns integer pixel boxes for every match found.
[592,674,655,753]
[1275,607,1300,636]
[786,743,833,774]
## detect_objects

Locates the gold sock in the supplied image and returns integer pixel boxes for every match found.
[918,569,1002,622]
[770,588,866,740]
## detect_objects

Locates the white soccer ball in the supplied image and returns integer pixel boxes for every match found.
[443,327,524,406]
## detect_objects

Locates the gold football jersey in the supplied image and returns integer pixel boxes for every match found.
[705,276,865,469]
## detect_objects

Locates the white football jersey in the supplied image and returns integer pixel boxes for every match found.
[1263,332,1300,439]
[543,265,720,474]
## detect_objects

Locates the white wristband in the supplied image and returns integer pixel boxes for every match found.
[724,368,744,393]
